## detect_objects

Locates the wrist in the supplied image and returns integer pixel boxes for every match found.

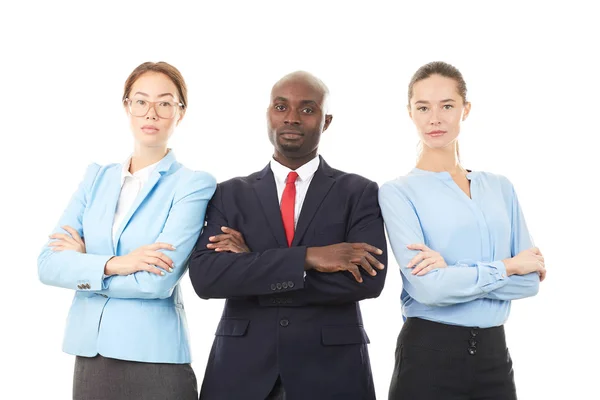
[104,256,117,276]
[304,248,316,271]
[502,258,518,276]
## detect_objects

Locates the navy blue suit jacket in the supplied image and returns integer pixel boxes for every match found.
[189,157,387,400]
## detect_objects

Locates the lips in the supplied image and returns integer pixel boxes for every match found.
[141,125,159,134]
[278,130,304,140]
[279,130,303,135]
[426,130,446,137]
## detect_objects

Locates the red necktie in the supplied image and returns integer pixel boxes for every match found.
[281,171,299,247]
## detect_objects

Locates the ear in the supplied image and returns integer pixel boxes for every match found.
[407,104,412,120]
[462,102,471,121]
[323,114,333,131]
[176,109,186,126]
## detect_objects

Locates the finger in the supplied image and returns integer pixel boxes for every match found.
[364,252,385,270]
[49,233,77,245]
[146,250,174,267]
[221,226,242,237]
[51,245,66,252]
[407,243,430,252]
[62,226,83,243]
[147,242,176,251]
[215,244,243,253]
[354,242,383,255]
[538,268,546,282]
[145,257,173,272]
[357,256,376,276]
[207,241,233,249]
[140,263,166,276]
[416,264,439,276]
[412,257,437,275]
[530,247,541,255]
[209,234,232,242]
[407,252,432,269]
[346,264,363,283]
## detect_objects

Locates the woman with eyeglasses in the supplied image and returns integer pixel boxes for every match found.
[379,61,546,400]
[38,61,216,400]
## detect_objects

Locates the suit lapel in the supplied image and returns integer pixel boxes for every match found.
[253,165,288,248]
[113,151,177,247]
[292,156,335,246]
[102,165,125,254]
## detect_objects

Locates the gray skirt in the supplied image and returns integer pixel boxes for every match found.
[73,354,198,400]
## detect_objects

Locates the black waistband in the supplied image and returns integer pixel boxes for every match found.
[399,318,507,356]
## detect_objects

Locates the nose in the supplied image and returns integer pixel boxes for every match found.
[284,108,301,126]
[146,104,158,121]
[429,108,441,126]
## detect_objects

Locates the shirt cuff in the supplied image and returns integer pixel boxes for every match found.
[476,260,508,293]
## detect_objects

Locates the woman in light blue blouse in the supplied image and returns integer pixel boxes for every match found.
[379,61,546,400]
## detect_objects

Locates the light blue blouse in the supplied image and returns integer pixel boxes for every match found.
[379,168,540,328]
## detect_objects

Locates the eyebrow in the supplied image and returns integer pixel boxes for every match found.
[133,92,175,98]
[273,96,320,107]
[414,99,456,105]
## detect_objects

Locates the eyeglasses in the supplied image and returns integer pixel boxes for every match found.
[124,97,184,119]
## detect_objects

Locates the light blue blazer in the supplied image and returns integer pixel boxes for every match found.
[38,151,216,363]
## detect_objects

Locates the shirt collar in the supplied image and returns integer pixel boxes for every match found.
[270,155,320,184]
[120,156,162,186]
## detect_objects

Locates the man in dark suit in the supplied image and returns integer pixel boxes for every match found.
[188,71,387,400]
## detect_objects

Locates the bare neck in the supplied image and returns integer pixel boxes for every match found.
[416,145,465,176]
[273,150,318,171]
[130,145,168,174]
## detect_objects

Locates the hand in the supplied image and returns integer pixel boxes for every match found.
[104,243,176,277]
[406,243,448,276]
[49,225,86,253]
[206,227,250,253]
[305,242,385,283]
[504,247,546,282]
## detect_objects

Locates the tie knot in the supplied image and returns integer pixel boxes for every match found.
[286,171,299,184]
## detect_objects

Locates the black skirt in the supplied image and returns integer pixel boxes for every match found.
[73,354,198,400]
[389,317,517,400]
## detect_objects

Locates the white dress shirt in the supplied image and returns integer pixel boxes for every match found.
[112,156,161,246]
[269,155,320,228]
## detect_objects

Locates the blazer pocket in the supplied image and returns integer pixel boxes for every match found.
[215,318,250,337]
[321,325,370,346]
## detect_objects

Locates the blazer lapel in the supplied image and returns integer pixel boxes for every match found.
[102,165,125,254]
[292,156,335,246]
[113,151,177,247]
[252,165,288,248]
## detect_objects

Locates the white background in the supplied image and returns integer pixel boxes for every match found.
[2,1,598,399]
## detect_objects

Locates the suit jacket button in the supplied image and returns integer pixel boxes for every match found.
[279,319,289,327]
[276,283,282,290]
[271,284,277,291]
[282,282,288,289]
[288,281,294,288]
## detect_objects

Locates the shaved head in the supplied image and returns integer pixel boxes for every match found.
[271,71,330,113]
